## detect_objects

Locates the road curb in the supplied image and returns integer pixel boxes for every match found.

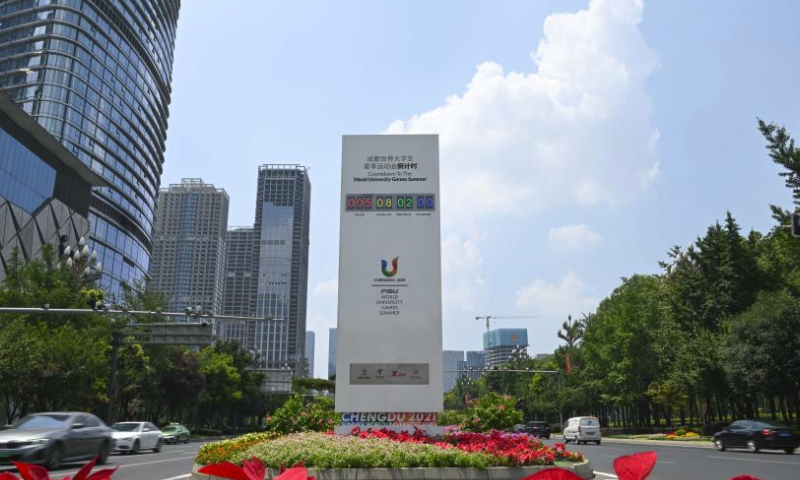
[602,438,714,449]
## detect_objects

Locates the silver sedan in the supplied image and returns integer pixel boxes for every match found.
[111,422,162,454]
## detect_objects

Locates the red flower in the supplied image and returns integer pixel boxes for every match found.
[613,452,657,480]
[728,477,764,480]
[198,457,266,480]
[275,466,316,480]
[2,457,116,480]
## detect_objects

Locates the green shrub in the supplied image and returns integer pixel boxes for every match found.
[462,393,523,432]
[268,395,340,434]
[675,428,686,436]
[242,432,499,468]
[437,409,467,426]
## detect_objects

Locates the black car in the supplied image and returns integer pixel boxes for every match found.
[0,412,112,469]
[713,419,800,454]
[519,421,551,439]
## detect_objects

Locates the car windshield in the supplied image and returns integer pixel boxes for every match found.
[162,426,178,432]
[111,423,141,432]
[580,418,599,426]
[15,414,70,429]
[530,422,547,427]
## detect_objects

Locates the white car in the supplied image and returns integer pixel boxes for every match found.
[563,416,602,445]
[111,422,163,454]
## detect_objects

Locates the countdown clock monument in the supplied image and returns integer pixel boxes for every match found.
[335,135,443,433]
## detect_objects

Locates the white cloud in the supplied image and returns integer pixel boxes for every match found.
[515,271,599,317]
[547,224,603,250]
[386,0,659,230]
[312,277,338,297]
[441,234,485,310]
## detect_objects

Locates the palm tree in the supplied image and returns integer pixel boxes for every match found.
[557,314,586,349]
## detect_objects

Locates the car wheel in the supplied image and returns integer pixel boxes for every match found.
[183,436,189,444]
[563,436,569,443]
[45,443,64,471]
[785,448,796,454]
[131,439,140,454]
[595,440,601,445]
[153,439,162,453]
[715,439,726,452]
[746,439,759,453]
[97,441,110,464]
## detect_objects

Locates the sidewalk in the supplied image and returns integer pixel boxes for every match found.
[602,437,715,449]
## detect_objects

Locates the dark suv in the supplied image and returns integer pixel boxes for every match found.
[520,421,551,439]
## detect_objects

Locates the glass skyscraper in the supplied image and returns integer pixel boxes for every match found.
[218,165,311,385]
[0,0,181,295]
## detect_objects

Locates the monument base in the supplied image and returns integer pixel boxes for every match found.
[334,424,445,436]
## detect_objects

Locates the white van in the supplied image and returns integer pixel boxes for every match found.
[563,416,601,445]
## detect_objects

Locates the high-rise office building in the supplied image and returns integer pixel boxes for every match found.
[218,226,256,349]
[328,327,337,380]
[465,350,486,380]
[304,331,315,378]
[443,350,465,392]
[483,328,528,367]
[0,0,182,296]
[252,165,310,374]
[0,86,106,280]
[218,165,310,379]
[148,178,228,315]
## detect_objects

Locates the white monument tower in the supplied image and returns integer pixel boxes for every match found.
[335,135,443,433]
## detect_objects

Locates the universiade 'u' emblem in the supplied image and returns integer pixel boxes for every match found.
[381,256,399,277]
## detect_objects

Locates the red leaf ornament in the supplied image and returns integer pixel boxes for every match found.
[613,451,657,480]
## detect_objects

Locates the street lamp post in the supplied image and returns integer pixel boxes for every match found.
[61,236,102,287]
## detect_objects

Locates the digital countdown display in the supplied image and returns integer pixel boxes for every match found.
[345,194,435,211]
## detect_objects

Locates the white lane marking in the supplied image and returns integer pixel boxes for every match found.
[706,455,800,466]
[52,455,199,477]
[594,472,619,478]
[160,474,191,480]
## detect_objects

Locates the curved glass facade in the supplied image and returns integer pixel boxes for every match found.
[0,0,180,295]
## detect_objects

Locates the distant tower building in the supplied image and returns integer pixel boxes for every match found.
[218,165,311,382]
[328,328,337,379]
[483,328,528,367]
[443,351,465,392]
[219,226,257,350]
[253,165,310,374]
[305,331,315,377]
[149,179,229,315]
[465,350,487,379]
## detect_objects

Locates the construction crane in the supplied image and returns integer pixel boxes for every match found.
[475,315,538,348]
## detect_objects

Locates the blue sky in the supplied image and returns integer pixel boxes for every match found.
[162,0,800,378]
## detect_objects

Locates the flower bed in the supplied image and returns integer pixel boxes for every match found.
[352,428,584,466]
[196,429,584,469]
[197,432,282,465]
[242,432,498,468]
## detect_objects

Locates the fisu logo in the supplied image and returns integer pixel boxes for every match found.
[381,256,399,278]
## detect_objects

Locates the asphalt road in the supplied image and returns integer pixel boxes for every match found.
[3,437,798,480]
[0,441,204,480]
[544,438,800,480]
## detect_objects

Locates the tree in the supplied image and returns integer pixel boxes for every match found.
[758,119,800,208]
[724,290,800,423]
